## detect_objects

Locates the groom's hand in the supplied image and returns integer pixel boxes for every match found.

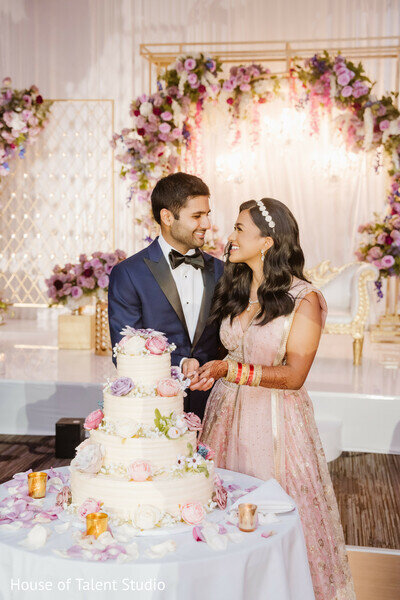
[181,358,200,379]
[190,360,228,391]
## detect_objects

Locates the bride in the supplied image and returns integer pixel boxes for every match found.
[190,198,355,600]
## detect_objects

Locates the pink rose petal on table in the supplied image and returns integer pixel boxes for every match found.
[192,526,205,542]
[261,531,276,539]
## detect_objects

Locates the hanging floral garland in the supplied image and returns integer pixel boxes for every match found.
[112,51,400,279]
[0,78,52,178]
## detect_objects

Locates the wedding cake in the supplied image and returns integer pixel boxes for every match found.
[69,327,216,530]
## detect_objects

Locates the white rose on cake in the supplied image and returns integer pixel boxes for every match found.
[122,335,147,355]
[134,505,162,529]
[174,414,188,434]
[115,420,138,439]
[70,442,104,474]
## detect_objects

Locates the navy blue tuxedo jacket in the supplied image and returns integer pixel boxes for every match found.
[108,239,224,418]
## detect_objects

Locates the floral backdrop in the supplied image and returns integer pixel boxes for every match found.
[112,51,400,284]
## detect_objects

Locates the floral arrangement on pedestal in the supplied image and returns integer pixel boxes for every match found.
[0,77,52,178]
[114,50,400,271]
[45,250,126,310]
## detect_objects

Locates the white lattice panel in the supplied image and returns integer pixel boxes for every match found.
[0,100,115,306]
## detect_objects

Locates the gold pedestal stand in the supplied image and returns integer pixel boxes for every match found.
[370,276,400,343]
[95,301,112,356]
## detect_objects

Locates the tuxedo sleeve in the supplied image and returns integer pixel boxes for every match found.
[108,263,143,363]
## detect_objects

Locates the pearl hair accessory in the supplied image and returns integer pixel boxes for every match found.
[255,200,275,231]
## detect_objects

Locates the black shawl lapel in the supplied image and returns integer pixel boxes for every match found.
[191,254,215,351]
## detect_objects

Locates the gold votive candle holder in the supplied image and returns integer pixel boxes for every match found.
[238,503,258,532]
[27,472,48,499]
[86,512,108,538]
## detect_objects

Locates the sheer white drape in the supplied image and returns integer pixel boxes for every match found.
[0,0,399,257]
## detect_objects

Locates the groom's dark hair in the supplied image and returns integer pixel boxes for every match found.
[151,172,209,224]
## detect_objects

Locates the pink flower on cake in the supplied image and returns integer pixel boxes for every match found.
[56,486,72,507]
[145,336,168,355]
[183,412,202,431]
[78,497,102,519]
[157,378,181,397]
[84,409,104,430]
[70,442,104,474]
[181,502,205,525]
[213,482,228,509]
[127,460,152,481]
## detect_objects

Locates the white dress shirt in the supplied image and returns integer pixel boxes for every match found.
[158,234,204,343]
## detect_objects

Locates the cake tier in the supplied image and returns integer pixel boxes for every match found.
[103,390,183,427]
[90,429,197,470]
[70,467,214,520]
[116,353,171,386]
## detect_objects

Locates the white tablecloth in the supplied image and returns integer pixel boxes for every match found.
[0,467,315,600]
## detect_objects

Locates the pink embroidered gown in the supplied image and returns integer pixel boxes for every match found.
[200,278,355,600]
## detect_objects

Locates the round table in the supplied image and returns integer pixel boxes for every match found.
[0,467,315,600]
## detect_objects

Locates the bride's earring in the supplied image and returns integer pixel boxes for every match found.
[261,248,265,262]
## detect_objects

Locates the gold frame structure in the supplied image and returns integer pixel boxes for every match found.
[0,99,116,308]
[140,37,400,93]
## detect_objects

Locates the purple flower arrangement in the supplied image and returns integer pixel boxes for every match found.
[356,173,400,281]
[45,249,126,308]
[221,63,276,115]
[0,77,52,178]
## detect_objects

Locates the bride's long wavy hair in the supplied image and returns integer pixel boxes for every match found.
[209,198,310,327]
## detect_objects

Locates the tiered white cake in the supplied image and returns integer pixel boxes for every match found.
[69,327,215,529]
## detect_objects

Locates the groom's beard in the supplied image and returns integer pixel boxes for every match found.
[170,222,207,249]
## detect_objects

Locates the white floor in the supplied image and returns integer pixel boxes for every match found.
[0,319,399,455]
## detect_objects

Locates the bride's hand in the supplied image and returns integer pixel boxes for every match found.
[189,361,228,391]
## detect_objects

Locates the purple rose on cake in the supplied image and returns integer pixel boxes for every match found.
[110,377,135,396]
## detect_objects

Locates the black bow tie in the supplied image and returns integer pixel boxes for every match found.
[168,248,205,270]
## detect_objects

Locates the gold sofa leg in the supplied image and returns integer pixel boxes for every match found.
[353,337,364,366]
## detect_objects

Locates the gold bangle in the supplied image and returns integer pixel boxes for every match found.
[251,364,262,387]
[238,363,250,386]
[225,360,238,383]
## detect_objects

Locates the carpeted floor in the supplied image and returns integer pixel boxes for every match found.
[0,434,399,549]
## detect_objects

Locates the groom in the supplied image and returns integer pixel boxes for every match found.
[108,172,224,420]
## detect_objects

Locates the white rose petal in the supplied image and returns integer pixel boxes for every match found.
[125,541,139,559]
[145,539,176,559]
[0,521,23,531]
[54,521,71,534]
[33,514,51,523]
[227,530,245,544]
[19,524,49,550]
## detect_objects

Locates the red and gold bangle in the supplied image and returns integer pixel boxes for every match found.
[238,363,250,385]
[234,362,243,384]
[247,364,255,386]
